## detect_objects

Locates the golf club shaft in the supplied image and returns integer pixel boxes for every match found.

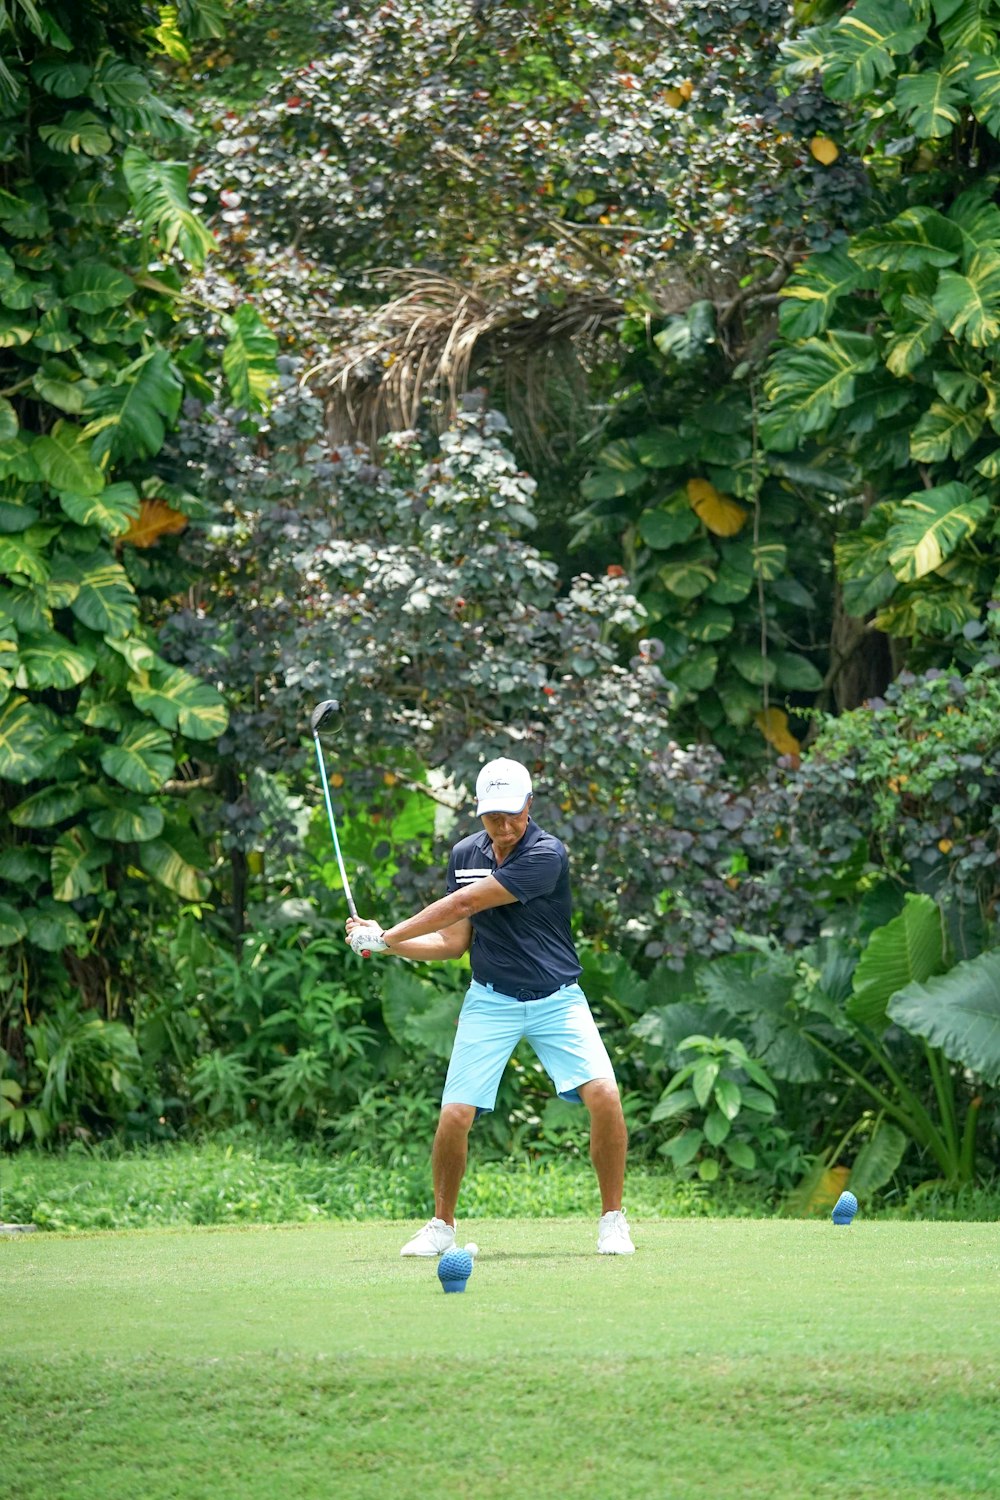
[312,731,359,920]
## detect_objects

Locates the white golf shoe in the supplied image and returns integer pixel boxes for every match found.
[597,1209,635,1255]
[400,1217,457,1257]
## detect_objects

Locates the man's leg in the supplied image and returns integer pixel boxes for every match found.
[578,1077,628,1214]
[432,1102,476,1225]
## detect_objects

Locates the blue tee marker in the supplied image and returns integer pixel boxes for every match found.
[437,1247,475,1293]
[832,1190,858,1226]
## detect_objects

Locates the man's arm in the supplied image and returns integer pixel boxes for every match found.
[382,875,516,950]
[382,919,473,961]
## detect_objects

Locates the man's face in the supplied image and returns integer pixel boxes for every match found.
[480,798,532,857]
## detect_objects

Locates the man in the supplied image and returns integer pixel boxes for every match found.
[346,756,635,1257]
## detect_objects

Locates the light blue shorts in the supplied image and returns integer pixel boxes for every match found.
[441,978,616,1113]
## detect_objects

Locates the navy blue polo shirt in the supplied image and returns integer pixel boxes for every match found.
[446,817,582,997]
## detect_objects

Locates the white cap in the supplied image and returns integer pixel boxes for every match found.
[475,758,533,816]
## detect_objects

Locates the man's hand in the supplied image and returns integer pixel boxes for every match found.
[346,918,388,957]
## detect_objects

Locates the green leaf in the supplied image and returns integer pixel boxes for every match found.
[850,207,964,273]
[875,585,980,637]
[32,420,104,495]
[730,647,777,686]
[910,399,985,462]
[221,303,278,412]
[974,446,1000,477]
[10,784,85,827]
[722,1138,756,1170]
[0,397,17,442]
[0,695,50,782]
[762,332,878,450]
[100,722,174,793]
[714,1077,742,1120]
[137,825,208,901]
[52,551,138,634]
[31,59,92,96]
[657,547,716,599]
[15,630,95,689]
[637,502,699,550]
[823,0,929,100]
[894,69,965,139]
[663,1128,704,1167]
[39,109,112,155]
[703,1108,731,1146]
[847,894,946,1030]
[752,542,787,580]
[59,482,140,538]
[0,846,49,883]
[89,802,165,843]
[848,1123,908,1197]
[685,604,733,642]
[580,439,646,500]
[51,825,109,901]
[933,252,1000,347]
[122,146,215,268]
[24,898,87,953]
[128,664,228,741]
[772,651,824,692]
[633,429,696,469]
[778,247,863,339]
[0,533,49,583]
[84,348,183,463]
[650,1086,697,1123]
[961,52,1000,133]
[884,296,945,376]
[0,311,35,347]
[936,0,998,51]
[62,261,135,314]
[886,483,989,581]
[0,900,26,945]
[888,950,1000,1085]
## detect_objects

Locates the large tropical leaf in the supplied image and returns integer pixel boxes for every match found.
[221,303,278,412]
[51,551,138,635]
[850,207,963,273]
[0,695,50,782]
[580,439,647,500]
[31,420,103,494]
[886,483,989,581]
[937,0,998,52]
[884,295,945,376]
[0,533,48,583]
[657,545,717,599]
[0,900,26,946]
[932,251,1000,346]
[823,0,929,100]
[62,262,135,314]
[24,899,87,953]
[909,401,986,461]
[848,1123,908,1196]
[846,894,945,1030]
[638,500,700,550]
[771,651,823,692]
[9,784,85,827]
[15,630,95,690]
[58,481,140,537]
[84,348,183,463]
[961,52,1000,133]
[138,824,211,901]
[686,478,748,536]
[31,58,93,96]
[119,498,188,549]
[888,950,1000,1085]
[633,429,697,469]
[875,583,980,637]
[893,69,965,138]
[122,146,215,268]
[50,826,109,901]
[761,332,878,450]
[778,247,864,339]
[128,665,228,741]
[100,722,174,793]
[38,110,111,155]
[89,801,165,843]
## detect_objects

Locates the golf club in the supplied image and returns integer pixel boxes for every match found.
[310,698,371,955]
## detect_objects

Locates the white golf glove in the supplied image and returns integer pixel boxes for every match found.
[349,924,388,956]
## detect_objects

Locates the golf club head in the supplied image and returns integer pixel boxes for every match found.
[310,698,342,736]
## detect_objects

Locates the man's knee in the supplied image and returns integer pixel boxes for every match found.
[436,1102,477,1138]
[579,1077,623,1118]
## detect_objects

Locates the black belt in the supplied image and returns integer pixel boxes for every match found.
[473,975,561,1002]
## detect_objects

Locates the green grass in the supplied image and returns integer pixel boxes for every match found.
[4,1219,999,1499]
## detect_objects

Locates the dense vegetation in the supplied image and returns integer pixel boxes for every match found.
[1,0,998,1212]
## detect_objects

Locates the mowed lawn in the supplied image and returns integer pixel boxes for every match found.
[3,1218,999,1500]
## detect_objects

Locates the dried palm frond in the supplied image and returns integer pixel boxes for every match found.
[302,270,627,460]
